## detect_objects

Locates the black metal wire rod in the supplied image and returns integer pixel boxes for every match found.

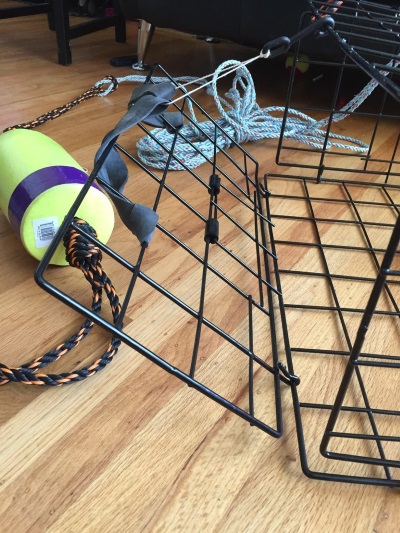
[137,271,277,376]
[320,214,400,460]
[156,224,270,313]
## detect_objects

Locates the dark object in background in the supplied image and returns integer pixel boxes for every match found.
[68,0,114,18]
[118,0,400,70]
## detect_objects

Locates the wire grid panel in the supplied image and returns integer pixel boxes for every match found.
[308,0,400,101]
[275,0,400,185]
[320,215,400,476]
[36,70,286,438]
[264,174,400,485]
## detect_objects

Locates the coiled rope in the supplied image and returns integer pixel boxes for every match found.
[96,57,386,171]
[6,51,395,171]
[0,219,121,386]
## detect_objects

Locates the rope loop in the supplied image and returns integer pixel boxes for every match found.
[64,220,102,278]
[94,75,119,97]
[211,60,259,145]
[0,218,122,386]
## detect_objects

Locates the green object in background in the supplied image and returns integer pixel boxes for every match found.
[0,129,114,265]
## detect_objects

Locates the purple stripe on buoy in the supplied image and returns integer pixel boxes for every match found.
[8,166,100,235]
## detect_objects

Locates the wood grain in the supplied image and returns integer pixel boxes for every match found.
[0,12,399,532]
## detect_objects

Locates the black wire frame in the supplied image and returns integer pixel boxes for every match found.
[308,0,400,101]
[275,1,400,186]
[35,65,288,438]
[263,173,400,486]
[266,0,400,485]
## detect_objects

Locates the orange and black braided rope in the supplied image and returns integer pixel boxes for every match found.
[3,76,118,133]
[0,219,122,386]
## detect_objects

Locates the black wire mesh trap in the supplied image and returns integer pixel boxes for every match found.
[35,65,290,438]
[32,2,400,487]
[309,0,400,101]
[262,0,400,486]
[275,0,400,186]
[264,175,400,486]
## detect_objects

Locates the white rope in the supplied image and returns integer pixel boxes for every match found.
[170,51,270,104]
[94,54,392,170]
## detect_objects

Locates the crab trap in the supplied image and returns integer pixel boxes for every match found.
[34,0,400,486]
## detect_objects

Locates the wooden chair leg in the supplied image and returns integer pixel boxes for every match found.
[51,0,72,66]
[47,0,55,31]
[114,0,126,43]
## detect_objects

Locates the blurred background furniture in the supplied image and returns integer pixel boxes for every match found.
[0,0,126,65]
[118,0,400,70]
[118,0,309,70]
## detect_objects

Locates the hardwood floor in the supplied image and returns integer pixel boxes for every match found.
[0,11,400,532]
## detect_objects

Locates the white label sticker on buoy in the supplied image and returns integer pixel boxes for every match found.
[32,216,59,248]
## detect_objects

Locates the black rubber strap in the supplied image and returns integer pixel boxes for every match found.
[94,81,184,245]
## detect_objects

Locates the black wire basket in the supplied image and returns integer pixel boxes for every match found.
[266,0,400,486]
[35,0,400,486]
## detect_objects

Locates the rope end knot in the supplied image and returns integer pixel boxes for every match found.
[64,219,104,283]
